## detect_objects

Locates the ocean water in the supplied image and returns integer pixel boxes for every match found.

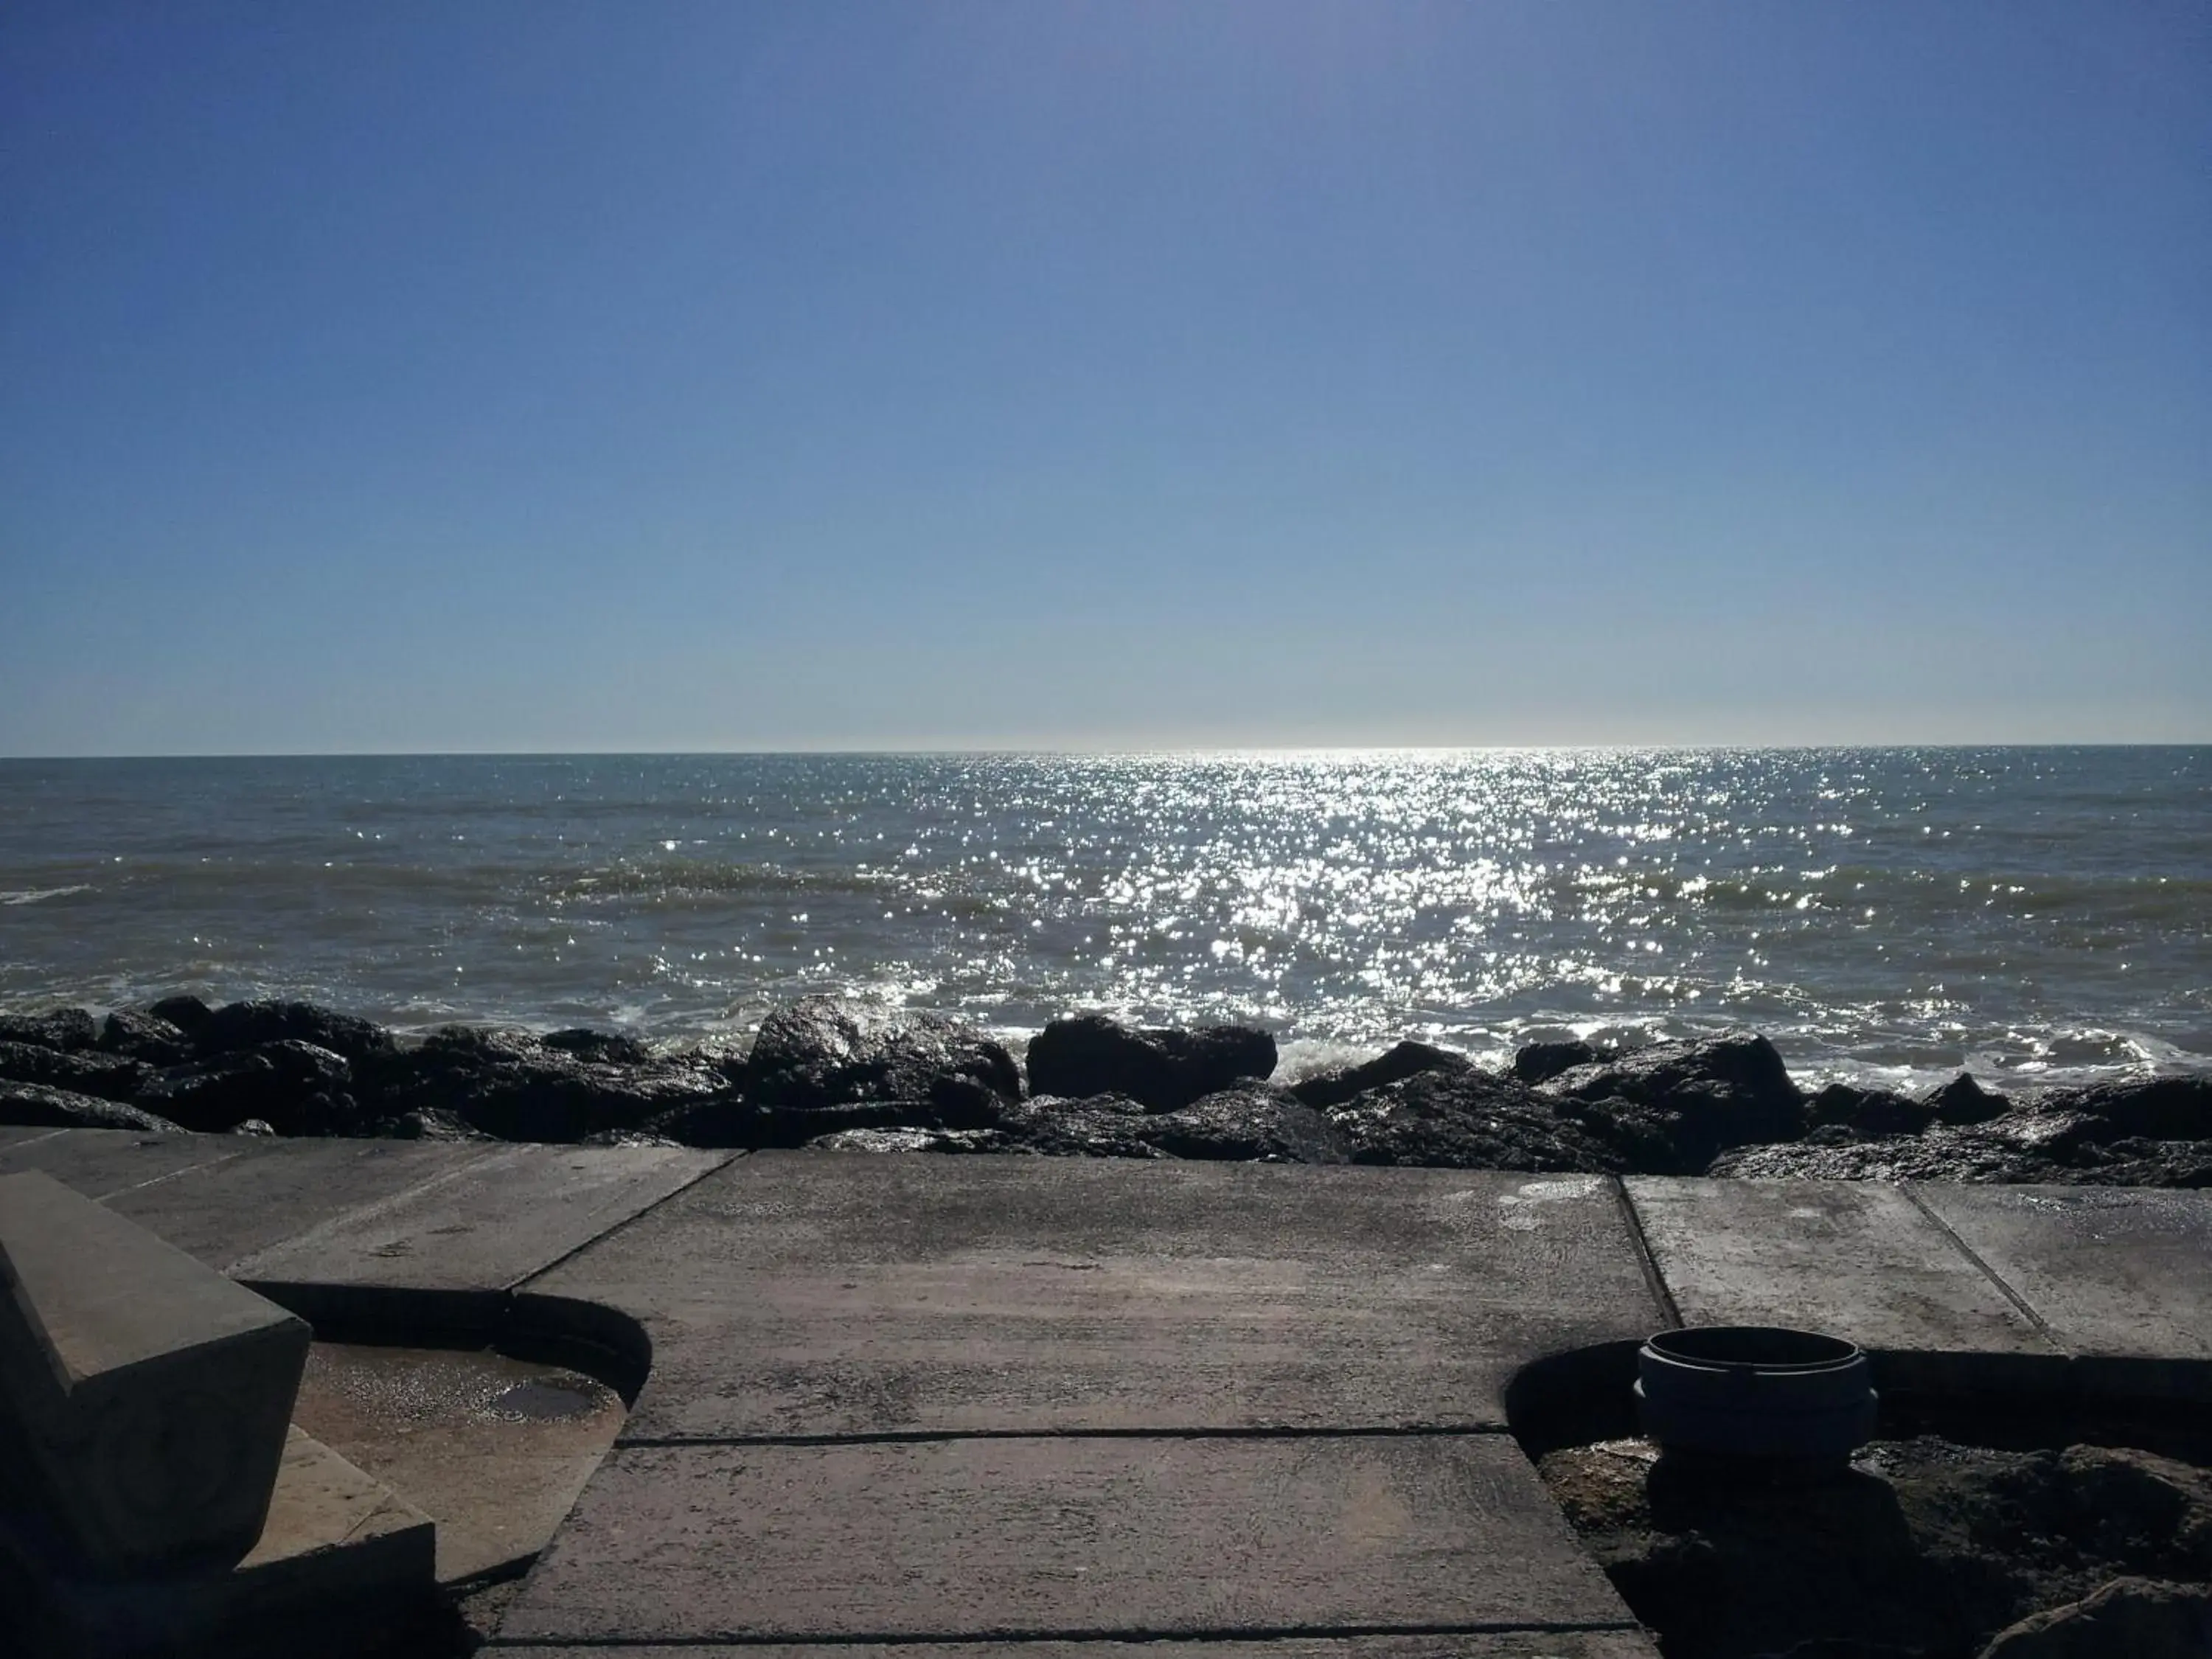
[1,749,2206,1091]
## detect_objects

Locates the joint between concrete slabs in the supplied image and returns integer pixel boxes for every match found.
[1898,1181,2064,1353]
[613,1425,1522,1449]
[511,1151,747,1294]
[482,1619,1651,1649]
[1608,1180,1680,1332]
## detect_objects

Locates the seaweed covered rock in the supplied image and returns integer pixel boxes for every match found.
[1024,1014,1275,1112]
[745,998,1023,1110]
[1290,1040,1470,1109]
[2053,1074,2212,1142]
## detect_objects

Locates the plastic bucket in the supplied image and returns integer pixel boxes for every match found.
[1634,1325,1877,1464]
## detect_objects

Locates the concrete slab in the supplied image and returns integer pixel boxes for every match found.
[529,1155,1663,1438]
[0,1170,309,1573]
[1624,1178,2054,1357]
[495,1434,1639,1644]
[1,1425,437,1659]
[0,1126,66,1151]
[493,1639,1661,1658]
[0,1127,248,1199]
[228,1144,733,1291]
[102,1137,498,1270]
[1909,1183,2212,1363]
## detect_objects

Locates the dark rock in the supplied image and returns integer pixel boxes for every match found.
[2053,1075,2212,1142]
[992,1094,1175,1159]
[97,1009,195,1066]
[1980,1576,2212,1658]
[230,1119,277,1137]
[1329,1068,1628,1172]
[361,1026,725,1144]
[1806,1082,1939,1138]
[542,1028,653,1066]
[578,1126,686,1149]
[1708,1114,2212,1188]
[1025,1014,1275,1112]
[0,1040,153,1104]
[0,1081,184,1134]
[142,1040,360,1135]
[195,999,394,1064]
[1141,1084,1352,1163]
[1542,1032,1804,1164]
[0,1007,98,1051]
[1290,1041,1470,1109]
[1927,1072,2009,1126]
[1540,1433,2212,1659]
[745,998,1023,1110]
[1512,1040,1602,1085]
[807,1126,1013,1155]
[147,995,215,1035]
[373,1107,496,1142]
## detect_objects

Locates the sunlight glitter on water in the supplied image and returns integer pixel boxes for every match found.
[0,748,2206,1088]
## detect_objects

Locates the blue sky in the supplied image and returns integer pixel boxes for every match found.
[3,1,2206,754]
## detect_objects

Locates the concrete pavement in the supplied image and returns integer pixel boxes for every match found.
[1,1130,2205,1655]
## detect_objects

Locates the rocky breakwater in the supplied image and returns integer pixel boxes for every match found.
[0,998,2207,1186]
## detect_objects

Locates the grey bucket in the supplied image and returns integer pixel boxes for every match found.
[1635,1325,1877,1464]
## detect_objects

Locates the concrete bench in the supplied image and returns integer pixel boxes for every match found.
[0,1169,310,1577]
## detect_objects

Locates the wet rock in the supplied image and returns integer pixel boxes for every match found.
[1806,1081,1939,1138]
[992,1094,1175,1159]
[1711,1112,2212,1188]
[1980,1576,2212,1658]
[1329,1069,1628,1172]
[1541,1032,1804,1164]
[0,1007,99,1051]
[142,1040,360,1135]
[542,1028,653,1066]
[1512,1039,1602,1085]
[2053,1074,2212,1142]
[1929,1071,2010,1126]
[147,995,215,1036]
[0,1040,153,1104]
[97,1009,195,1067]
[807,1126,1012,1155]
[362,1026,724,1144]
[578,1126,687,1149]
[1290,1040,1470,1109]
[1142,1084,1351,1163]
[1025,1014,1275,1112]
[0,1081,184,1133]
[745,998,1023,1110]
[230,1119,277,1137]
[195,999,394,1065]
[373,1107,496,1142]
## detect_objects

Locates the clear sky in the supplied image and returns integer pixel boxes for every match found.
[3,1,2206,754]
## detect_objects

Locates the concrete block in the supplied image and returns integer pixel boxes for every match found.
[0,1129,248,1201]
[0,1170,310,1575]
[1624,1178,2054,1357]
[1909,1183,2212,1365]
[1,1425,437,1659]
[227,1144,731,1291]
[497,1433,1641,1643]
[532,1154,1663,1438]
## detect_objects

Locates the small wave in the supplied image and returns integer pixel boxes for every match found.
[0,885,92,906]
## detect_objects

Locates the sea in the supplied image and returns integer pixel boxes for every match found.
[1,748,2206,1093]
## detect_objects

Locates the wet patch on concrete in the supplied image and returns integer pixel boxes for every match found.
[290,1340,625,1584]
